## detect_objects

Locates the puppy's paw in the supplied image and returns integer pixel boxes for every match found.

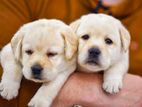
[28,96,50,107]
[0,81,19,100]
[103,78,123,94]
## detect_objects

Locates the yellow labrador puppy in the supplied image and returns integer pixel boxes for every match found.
[70,14,130,93]
[0,19,77,107]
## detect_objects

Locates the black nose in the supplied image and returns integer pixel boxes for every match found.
[88,48,101,58]
[31,64,43,78]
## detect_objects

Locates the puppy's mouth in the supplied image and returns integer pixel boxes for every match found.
[32,77,42,82]
[33,75,42,80]
[86,59,100,66]
[31,77,46,83]
[31,75,46,83]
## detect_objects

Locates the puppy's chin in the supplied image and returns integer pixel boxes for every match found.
[82,64,104,72]
[30,78,49,83]
[24,75,50,83]
[79,60,109,73]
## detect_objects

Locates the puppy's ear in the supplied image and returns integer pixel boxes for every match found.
[119,23,131,52]
[61,27,78,60]
[11,26,26,62]
[70,19,81,33]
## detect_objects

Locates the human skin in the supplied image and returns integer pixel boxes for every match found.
[52,72,142,107]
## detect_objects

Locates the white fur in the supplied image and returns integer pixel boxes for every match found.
[0,19,77,107]
[70,14,130,93]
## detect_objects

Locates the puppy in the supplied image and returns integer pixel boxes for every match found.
[0,19,77,107]
[70,14,130,93]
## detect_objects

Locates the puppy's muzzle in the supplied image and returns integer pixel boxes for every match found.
[31,64,43,79]
[87,48,101,65]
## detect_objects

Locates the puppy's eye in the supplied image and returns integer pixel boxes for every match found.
[25,50,33,55]
[105,38,113,45]
[47,52,57,57]
[81,34,90,40]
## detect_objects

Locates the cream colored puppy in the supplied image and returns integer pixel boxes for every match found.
[0,19,77,107]
[70,14,130,93]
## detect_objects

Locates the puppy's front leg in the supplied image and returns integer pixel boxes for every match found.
[0,44,22,100]
[28,71,73,107]
[103,56,128,94]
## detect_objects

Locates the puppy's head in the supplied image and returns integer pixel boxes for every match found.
[11,19,77,82]
[70,14,130,72]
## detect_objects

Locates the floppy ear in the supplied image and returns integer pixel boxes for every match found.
[61,27,78,60]
[11,26,26,62]
[119,23,131,52]
[69,19,81,33]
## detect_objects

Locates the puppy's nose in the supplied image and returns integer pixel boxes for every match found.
[88,48,101,58]
[31,64,43,78]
